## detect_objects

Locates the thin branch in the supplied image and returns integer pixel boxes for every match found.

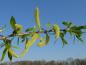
[0,29,66,40]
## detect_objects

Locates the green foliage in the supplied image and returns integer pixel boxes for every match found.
[46,22,52,28]
[60,32,68,46]
[8,49,19,58]
[62,21,72,28]
[0,7,86,61]
[10,16,16,29]
[68,25,85,42]
[10,16,22,34]
[25,26,36,32]
[0,48,7,61]
[8,50,12,61]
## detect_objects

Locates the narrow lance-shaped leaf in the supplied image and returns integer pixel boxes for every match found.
[0,40,12,61]
[10,16,16,29]
[72,25,86,30]
[62,21,72,28]
[4,40,11,49]
[8,49,19,58]
[61,37,68,46]
[0,48,7,61]
[34,7,41,31]
[60,32,68,46]
[46,22,52,28]
[76,35,83,42]
[8,50,12,61]
[25,26,36,32]
[10,16,22,34]
[25,27,35,32]
[68,25,84,42]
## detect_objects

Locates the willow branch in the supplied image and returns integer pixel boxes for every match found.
[0,29,66,40]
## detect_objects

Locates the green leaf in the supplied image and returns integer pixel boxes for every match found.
[8,49,19,58]
[68,25,84,42]
[62,37,68,45]
[69,31,74,36]
[10,16,16,29]
[5,43,11,49]
[4,39,11,49]
[60,32,68,46]
[0,48,7,61]
[46,33,50,44]
[82,25,86,29]
[69,25,86,31]
[8,51,12,61]
[46,22,52,28]
[75,34,83,42]
[25,26,36,32]
[54,30,65,44]
[26,28,34,32]
[21,38,26,43]
[19,35,28,43]
[68,26,83,37]
[62,21,72,28]
[77,25,86,29]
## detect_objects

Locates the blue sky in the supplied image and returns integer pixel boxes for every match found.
[0,0,86,62]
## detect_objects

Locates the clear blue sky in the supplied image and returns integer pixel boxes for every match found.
[0,0,86,62]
